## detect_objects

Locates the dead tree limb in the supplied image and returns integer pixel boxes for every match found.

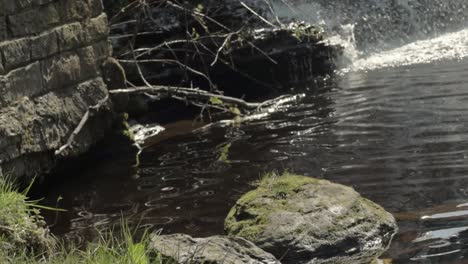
[55,95,110,157]
[119,58,214,87]
[108,86,263,110]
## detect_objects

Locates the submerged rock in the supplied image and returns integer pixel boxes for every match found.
[150,233,279,264]
[225,173,398,264]
[128,121,165,145]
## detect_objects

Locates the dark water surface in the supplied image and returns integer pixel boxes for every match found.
[42,55,468,263]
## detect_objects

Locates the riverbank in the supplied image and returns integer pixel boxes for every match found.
[2,172,397,264]
[0,175,168,263]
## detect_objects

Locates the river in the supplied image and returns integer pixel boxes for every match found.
[42,1,468,263]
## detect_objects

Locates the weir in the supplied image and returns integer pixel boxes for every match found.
[273,0,468,53]
[272,0,468,72]
[3,1,468,263]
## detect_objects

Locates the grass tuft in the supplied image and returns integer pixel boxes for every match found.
[0,176,168,264]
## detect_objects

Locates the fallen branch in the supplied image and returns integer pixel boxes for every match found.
[55,95,110,157]
[108,86,262,110]
[119,58,214,88]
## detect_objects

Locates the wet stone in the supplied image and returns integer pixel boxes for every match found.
[0,17,6,41]
[150,234,280,264]
[31,30,59,60]
[88,0,104,17]
[0,54,4,75]
[57,0,91,22]
[2,62,44,105]
[0,38,31,71]
[55,22,83,51]
[82,14,109,43]
[0,0,33,16]
[7,4,59,37]
[40,52,82,91]
[225,173,398,264]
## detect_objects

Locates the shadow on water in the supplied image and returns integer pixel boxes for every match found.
[38,56,468,263]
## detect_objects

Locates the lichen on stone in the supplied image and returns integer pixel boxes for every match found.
[225,172,398,264]
[225,172,319,241]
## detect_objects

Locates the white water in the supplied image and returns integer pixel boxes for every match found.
[338,27,468,73]
[272,0,468,72]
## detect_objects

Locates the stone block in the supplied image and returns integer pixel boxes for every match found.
[0,1,4,16]
[41,52,82,91]
[0,0,33,16]
[76,41,111,81]
[55,14,109,52]
[1,62,44,106]
[75,77,108,105]
[92,40,111,59]
[0,0,112,182]
[0,38,31,71]
[0,77,8,107]
[57,0,91,23]
[82,13,109,43]
[32,89,84,151]
[76,46,99,81]
[0,55,4,75]
[55,22,83,51]
[0,103,25,161]
[88,0,104,17]
[31,0,55,6]
[8,4,60,37]
[31,30,59,60]
[0,17,6,41]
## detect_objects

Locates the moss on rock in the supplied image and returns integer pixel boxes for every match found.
[225,172,398,264]
[225,172,319,241]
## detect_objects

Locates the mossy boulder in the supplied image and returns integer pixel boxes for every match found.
[225,173,398,264]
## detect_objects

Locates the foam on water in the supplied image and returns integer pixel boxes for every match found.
[340,27,468,72]
[272,0,468,72]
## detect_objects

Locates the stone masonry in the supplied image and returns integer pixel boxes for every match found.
[0,0,113,180]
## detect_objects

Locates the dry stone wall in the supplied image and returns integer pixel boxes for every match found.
[0,0,113,179]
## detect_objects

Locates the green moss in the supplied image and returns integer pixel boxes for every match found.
[359,197,391,222]
[217,143,232,163]
[115,113,135,142]
[121,126,135,141]
[291,23,324,42]
[225,172,320,240]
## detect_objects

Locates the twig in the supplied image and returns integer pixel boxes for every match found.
[130,44,153,88]
[239,1,280,29]
[246,40,278,64]
[211,33,234,66]
[109,86,262,110]
[55,95,109,157]
[264,0,284,26]
[122,40,195,59]
[119,58,214,87]
[166,1,232,32]
[108,0,141,25]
